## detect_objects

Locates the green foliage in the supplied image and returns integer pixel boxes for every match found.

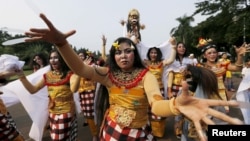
[171,0,250,58]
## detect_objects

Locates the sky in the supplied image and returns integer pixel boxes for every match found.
[0,0,208,52]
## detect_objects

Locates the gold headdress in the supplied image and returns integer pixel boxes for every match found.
[197,38,212,48]
[197,37,215,53]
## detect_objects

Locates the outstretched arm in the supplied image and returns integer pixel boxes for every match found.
[25,13,243,141]
[25,13,99,79]
[152,81,243,141]
[18,74,45,94]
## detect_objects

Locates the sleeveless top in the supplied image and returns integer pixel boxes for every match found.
[107,68,150,128]
[44,71,75,114]
[147,62,164,88]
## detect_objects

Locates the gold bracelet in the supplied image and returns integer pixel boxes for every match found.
[171,97,180,115]
[235,63,243,67]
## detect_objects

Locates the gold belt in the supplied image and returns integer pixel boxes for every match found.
[48,95,73,109]
[54,95,73,102]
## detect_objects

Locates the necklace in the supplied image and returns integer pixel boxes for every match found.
[109,68,148,88]
[52,71,62,76]
[150,61,159,65]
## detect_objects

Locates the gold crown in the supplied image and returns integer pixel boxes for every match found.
[197,37,216,53]
[197,38,213,48]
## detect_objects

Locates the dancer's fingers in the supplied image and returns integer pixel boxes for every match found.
[194,121,207,141]
[207,108,243,124]
[202,116,215,125]
[206,100,239,107]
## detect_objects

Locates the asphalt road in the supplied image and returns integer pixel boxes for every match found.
[7,75,244,141]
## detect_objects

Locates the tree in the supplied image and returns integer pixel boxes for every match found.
[192,0,250,46]
[171,15,194,44]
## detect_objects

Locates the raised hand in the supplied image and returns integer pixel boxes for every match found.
[25,13,76,46]
[169,37,176,46]
[83,56,92,65]
[234,43,250,56]
[102,35,107,46]
[176,81,243,141]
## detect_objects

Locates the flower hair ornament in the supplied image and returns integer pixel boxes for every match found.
[197,37,216,53]
[130,45,135,50]
[113,41,120,50]
[112,41,135,50]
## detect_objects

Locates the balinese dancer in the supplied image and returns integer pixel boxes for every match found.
[0,54,25,141]
[181,65,231,141]
[24,13,244,141]
[77,51,99,141]
[165,42,193,139]
[143,44,176,138]
[197,38,249,112]
[16,49,81,141]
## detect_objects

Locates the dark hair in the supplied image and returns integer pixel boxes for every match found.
[186,64,221,99]
[49,49,71,78]
[200,44,218,63]
[95,84,109,128]
[176,42,189,61]
[30,53,48,69]
[77,50,97,65]
[200,44,217,54]
[126,18,142,41]
[97,58,106,66]
[108,37,145,72]
[146,47,163,61]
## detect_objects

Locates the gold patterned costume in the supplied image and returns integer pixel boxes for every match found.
[93,67,178,140]
[55,43,180,141]
[43,71,78,140]
[203,63,229,111]
[45,71,76,114]
[147,62,166,137]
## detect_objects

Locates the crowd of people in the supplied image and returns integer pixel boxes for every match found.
[0,10,250,141]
